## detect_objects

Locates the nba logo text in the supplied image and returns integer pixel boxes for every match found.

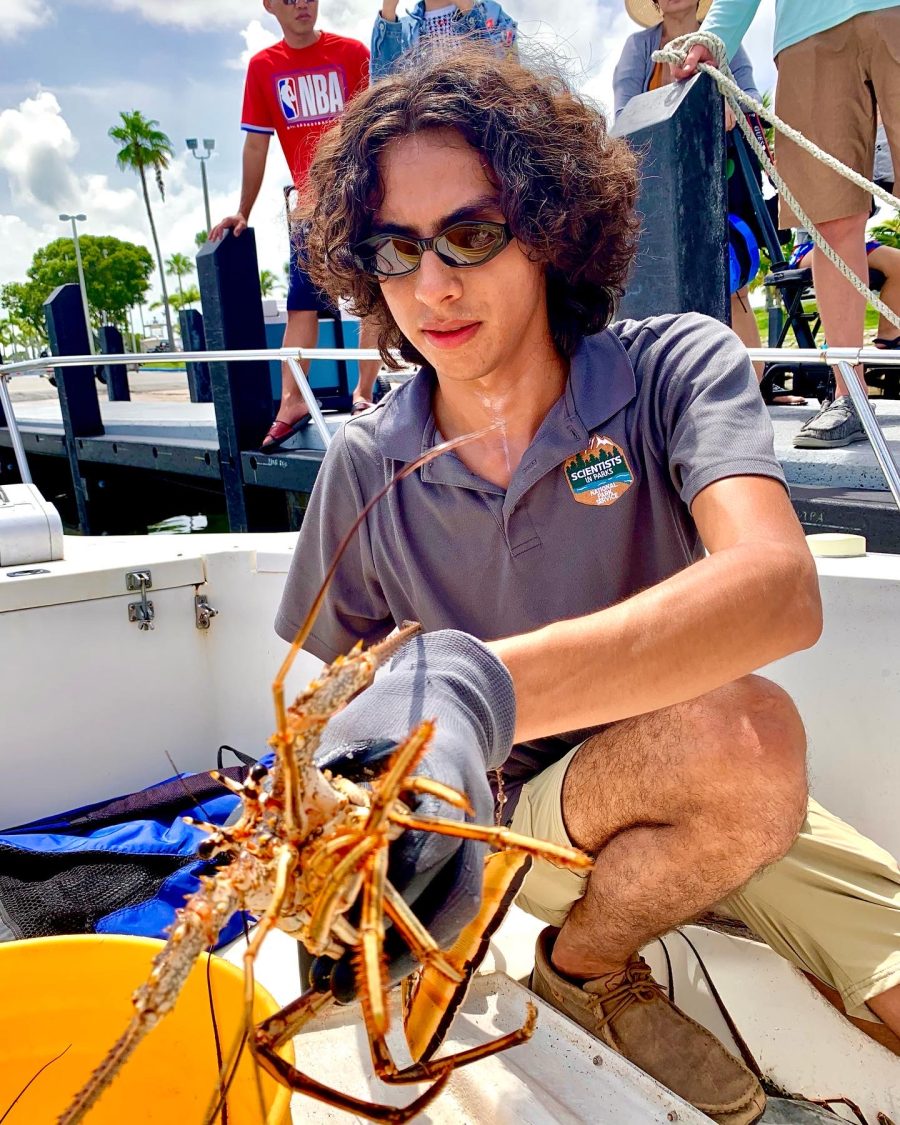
[277,68,346,125]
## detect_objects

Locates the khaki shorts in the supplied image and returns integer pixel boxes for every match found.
[510,745,900,1022]
[774,7,900,226]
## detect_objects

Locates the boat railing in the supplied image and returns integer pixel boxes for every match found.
[1,346,899,511]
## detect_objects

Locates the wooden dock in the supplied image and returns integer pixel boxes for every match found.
[3,367,899,549]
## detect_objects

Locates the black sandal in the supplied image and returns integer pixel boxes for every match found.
[873,336,900,350]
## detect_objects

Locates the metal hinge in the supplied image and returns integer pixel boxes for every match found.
[126,569,154,631]
[194,593,219,630]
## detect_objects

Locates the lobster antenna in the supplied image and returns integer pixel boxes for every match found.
[272,421,502,733]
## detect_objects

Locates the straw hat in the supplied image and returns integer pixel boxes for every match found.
[625,0,713,28]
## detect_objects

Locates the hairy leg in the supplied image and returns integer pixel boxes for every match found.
[552,675,808,979]
[277,308,319,423]
[811,211,869,397]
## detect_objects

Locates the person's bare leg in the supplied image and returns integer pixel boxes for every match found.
[811,211,869,396]
[552,675,808,979]
[730,289,806,404]
[867,245,900,343]
[867,981,900,1041]
[273,308,318,430]
[353,317,382,405]
[730,288,766,382]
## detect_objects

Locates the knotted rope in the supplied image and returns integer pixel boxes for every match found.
[652,31,900,334]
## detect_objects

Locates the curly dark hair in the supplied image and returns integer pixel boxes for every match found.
[303,46,640,368]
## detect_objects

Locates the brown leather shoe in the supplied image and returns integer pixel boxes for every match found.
[530,928,765,1125]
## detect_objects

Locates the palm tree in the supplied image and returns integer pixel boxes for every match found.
[194,230,208,249]
[109,111,176,349]
[259,269,280,297]
[169,285,201,312]
[165,252,194,301]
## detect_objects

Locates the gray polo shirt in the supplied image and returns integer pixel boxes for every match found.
[276,312,786,795]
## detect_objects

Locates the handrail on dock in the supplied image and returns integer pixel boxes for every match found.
[2,345,900,516]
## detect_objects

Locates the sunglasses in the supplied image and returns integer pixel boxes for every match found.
[281,0,317,6]
[350,220,513,279]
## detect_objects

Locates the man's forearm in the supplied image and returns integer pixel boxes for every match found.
[237,138,269,220]
[490,541,821,742]
[702,0,762,63]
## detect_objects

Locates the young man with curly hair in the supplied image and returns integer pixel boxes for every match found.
[276,48,900,1123]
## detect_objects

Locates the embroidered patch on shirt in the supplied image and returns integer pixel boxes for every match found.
[564,435,634,507]
[423,4,457,43]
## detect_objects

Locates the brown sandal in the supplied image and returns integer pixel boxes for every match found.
[260,414,311,450]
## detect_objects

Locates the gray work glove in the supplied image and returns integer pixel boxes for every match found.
[310,630,516,998]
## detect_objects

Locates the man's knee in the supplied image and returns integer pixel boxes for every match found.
[684,675,808,862]
[816,210,869,243]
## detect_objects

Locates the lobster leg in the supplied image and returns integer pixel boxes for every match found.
[388,811,594,872]
[253,988,453,1125]
[356,841,538,1088]
[402,848,534,1062]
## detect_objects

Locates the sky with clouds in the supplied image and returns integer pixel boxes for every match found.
[0,0,777,316]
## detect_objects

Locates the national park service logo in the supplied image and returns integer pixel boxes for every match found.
[564,435,634,507]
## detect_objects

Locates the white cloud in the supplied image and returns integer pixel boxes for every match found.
[0,92,81,210]
[95,0,270,31]
[0,0,51,41]
[229,19,280,72]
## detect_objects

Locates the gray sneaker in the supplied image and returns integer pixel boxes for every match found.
[792,396,868,449]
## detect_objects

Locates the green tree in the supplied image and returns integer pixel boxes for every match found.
[109,110,176,349]
[165,252,194,301]
[259,269,280,297]
[0,280,48,342]
[870,210,900,251]
[194,230,208,249]
[19,236,154,329]
[168,284,201,312]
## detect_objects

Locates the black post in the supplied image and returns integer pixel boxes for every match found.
[196,230,282,532]
[98,325,130,401]
[179,308,211,402]
[44,284,103,533]
[611,74,729,323]
[329,314,353,410]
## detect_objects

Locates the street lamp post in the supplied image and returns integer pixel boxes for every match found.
[186,137,215,234]
[58,212,95,355]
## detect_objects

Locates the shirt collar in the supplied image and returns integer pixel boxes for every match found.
[374,326,637,465]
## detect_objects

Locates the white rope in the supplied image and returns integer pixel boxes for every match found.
[652,31,900,334]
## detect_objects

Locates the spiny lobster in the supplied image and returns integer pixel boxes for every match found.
[58,429,593,1124]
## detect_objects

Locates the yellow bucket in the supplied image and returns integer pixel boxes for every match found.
[0,934,294,1124]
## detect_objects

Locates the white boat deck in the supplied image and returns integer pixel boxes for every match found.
[1,531,899,1122]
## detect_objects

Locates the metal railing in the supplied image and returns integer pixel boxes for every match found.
[0,346,385,481]
[2,345,900,511]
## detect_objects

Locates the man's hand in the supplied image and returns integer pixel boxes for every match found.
[380,0,399,20]
[209,213,248,241]
[670,43,718,80]
[725,103,737,132]
[309,630,516,997]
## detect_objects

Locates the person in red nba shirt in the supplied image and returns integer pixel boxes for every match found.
[211,0,381,448]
